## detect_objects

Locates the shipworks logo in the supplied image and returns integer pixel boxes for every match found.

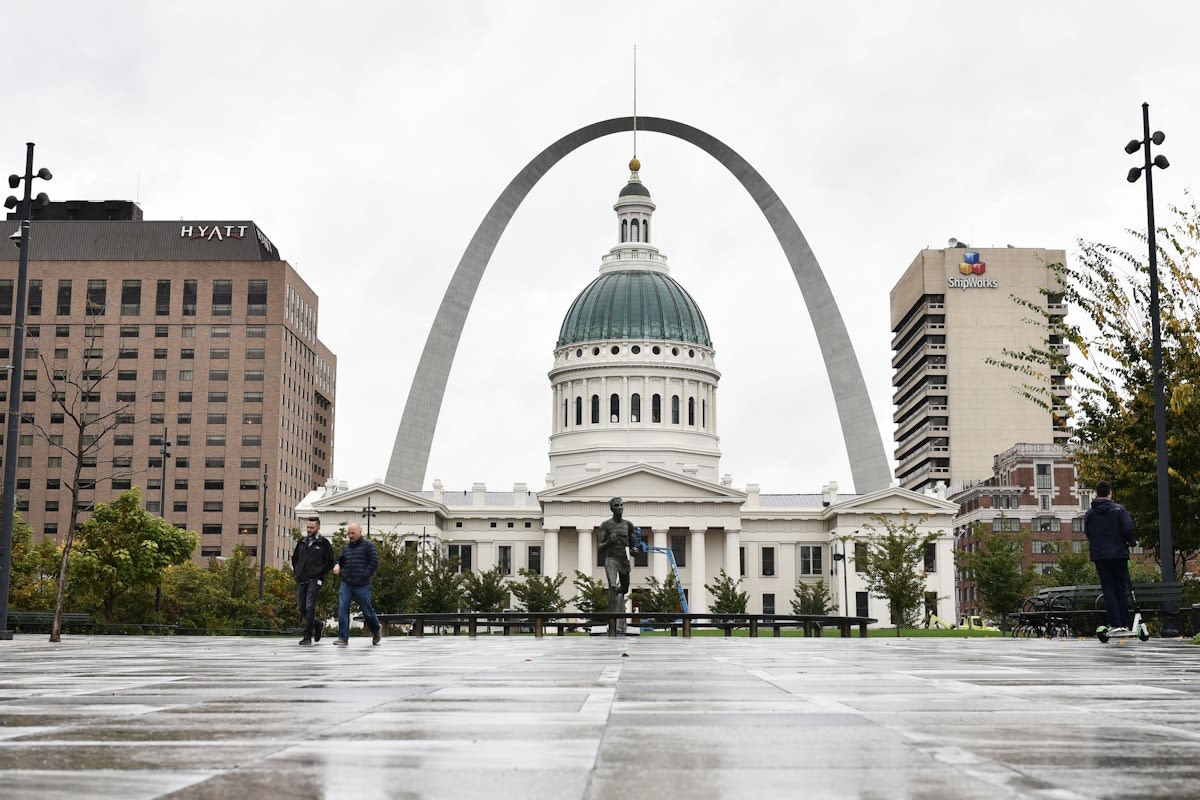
[948,251,998,290]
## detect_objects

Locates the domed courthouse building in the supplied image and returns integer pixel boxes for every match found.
[302,162,958,623]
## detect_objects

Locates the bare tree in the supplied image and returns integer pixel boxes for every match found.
[29,302,142,641]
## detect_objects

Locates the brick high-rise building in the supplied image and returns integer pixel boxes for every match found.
[1,201,335,566]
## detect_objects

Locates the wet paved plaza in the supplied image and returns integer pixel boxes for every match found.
[0,634,1198,799]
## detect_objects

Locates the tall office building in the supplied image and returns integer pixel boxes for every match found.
[1,201,335,566]
[890,246,1068,493]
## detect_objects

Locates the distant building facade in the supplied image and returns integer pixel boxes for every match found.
[890,247,1069,493]
[949,443,1091,619]
[0,201,335,566]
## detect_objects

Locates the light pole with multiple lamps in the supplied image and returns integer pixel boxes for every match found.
[0,143,52,640]
[1124,102,1179,636]
[830,531,853,616]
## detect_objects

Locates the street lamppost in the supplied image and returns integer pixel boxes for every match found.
[361,499,377,537]
[155,428,171,613]
[830,531,851,616]
[0,143,52,640]
[1125,102,1179,637]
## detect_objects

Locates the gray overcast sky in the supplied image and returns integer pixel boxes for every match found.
[5,2,1199,494]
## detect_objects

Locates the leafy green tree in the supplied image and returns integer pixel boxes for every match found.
[571,570,609,614]
[791,580,836,615]
[856,514,939,634]
[705,569,748,613]
[508,568,568,612]
[989,197,1200,573]
[638,573,683,613]
[463,567,510,612]
[70,489,198,623]
[955,528,1040,630]
[1050,545,1099,587]
[7,508,60,612]
[370,534,419,614]
[413,547,465,613]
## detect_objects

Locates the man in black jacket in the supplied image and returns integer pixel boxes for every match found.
[1084,480,1138,633]
[332,523,382,645]
[292,516,335,645]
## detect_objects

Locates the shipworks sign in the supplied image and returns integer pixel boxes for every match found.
[947,251,998,290]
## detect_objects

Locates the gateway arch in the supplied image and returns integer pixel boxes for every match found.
[386,116,892,493]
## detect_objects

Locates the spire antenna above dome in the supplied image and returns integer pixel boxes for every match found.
[632,44,638,163]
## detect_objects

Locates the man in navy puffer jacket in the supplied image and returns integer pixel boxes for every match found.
[1084,480,1137,632]
[332,523,382,645]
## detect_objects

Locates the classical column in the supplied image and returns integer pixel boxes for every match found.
[578,527,593,576]
[652,529,669,581]
[690,529,707,613]
[544,529,559,577]
[724,529,741,579]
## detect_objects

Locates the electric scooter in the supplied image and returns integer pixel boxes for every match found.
[1096,569,1151,643]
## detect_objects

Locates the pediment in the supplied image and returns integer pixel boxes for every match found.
[828,485,959,517]
[540,464,746,504]
[310,481,444,513]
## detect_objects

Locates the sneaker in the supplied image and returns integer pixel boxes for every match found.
[298,637,312,646]
[372,630,381,646]
[313,627,322,643]
[333,638,348,646]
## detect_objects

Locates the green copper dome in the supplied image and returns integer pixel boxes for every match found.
[619,181,651,198]
[557,270,711,347]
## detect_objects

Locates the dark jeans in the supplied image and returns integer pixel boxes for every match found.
[1095,558,1131,627]
[296,580,322,638]
[337,581,381,641]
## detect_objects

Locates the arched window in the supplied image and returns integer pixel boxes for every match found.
[610,393,620,423]
[631,393,641,423]
[671,395,680,424]
[563,399,568,429]
[688,397,695,426]
[702,399,707,428]
[631,218,640,242]
[643,218,650,242]
[591,394,600,424]
[575,396,583,426]
[652,394,662,423]
[621,219,628,242]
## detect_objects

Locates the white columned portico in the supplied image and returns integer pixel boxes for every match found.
[724,529,740,579]
[652,529,668,581]
[690,529,706,612]
[577,528,593,576]
[544,529,559,577]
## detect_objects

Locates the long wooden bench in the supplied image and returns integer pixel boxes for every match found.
[7,611,94,632]
[369,611,877,638]
[1008,581,1185,637]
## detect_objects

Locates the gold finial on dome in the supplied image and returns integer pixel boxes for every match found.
[629,157,641,172]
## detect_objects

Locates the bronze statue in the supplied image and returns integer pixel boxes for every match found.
[598,496,635,631]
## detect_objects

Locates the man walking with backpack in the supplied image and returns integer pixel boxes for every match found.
[1084,480,1138,634]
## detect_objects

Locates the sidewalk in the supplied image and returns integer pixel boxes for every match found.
[0,635,1197,799]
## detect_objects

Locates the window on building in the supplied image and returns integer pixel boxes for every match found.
[56,280,72,315]
[207,413,227,425]
[155,279,171,315]
[761,546,776,577]
[240,457,260,468]
[609,393,620,423]
[205,456,225,468]
[924,542,937,572]
[630,393,641,423]
[1071,516,1085,532]
[1033,516,1057,532]
[244,391,263,403]
[120,280,141,315]
[203,501,223,512]
[1036,463,1052,490]
[238,524,258,537]
[246,349,264,360]
[238,501,259,513]
[173,501,188,513]
[528,545,542,575]
[762,593,776,615]
[671,534,686,568]
[447,543,473,572]
[200,546,221,558]
[652,393,661,423]
[247,280,268,316]
[239,478,259,490]
[208,392,227,403]
[182,279,197,316]
[991,517,1020,532]
[590,394,599,424]
[854,542,868,572]
[688,397,695,426]
[671,395,680,424]
[799,545,823,576]
[211,280,233,316]
[855,591,869,617]
[247,326,266,338]
[86,279,107,315]
[497,545,512,575]
[26,279,42,316]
